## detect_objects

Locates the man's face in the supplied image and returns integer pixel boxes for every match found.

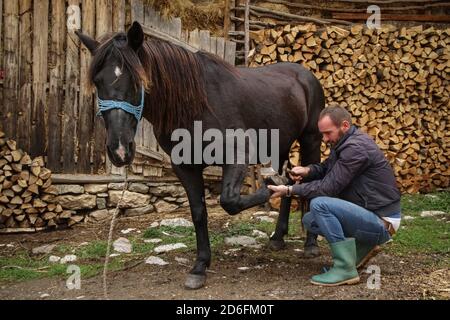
[318,115,350,147]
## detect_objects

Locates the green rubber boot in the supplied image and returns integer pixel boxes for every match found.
[356,243,382,269]
[311,238,360,286]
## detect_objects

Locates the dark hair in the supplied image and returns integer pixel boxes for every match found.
[319,105,352,127]
[89,33,238,136]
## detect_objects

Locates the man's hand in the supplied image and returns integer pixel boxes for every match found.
[268,185,288,198]
[288,166,310,182]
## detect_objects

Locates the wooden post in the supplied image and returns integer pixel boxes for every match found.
[235,0,245,65]
[94,0,112,173]
[189,29,200,50]
[18,0,32,152]
[31,0,49,157]
[0,0,3,85]
[244,0,250,66]
[2,0,19,139]
[96,0,112,37]
[144,6,160,29]
[210,37,218,55]
[199,30,211,52]
[216,37,226,60]
[130,0,144,24]
[249,166,257,193]
[224,0,231,39]
[170,18,182,39]
[112,0,125,32]
[48,0,66,172]
[78,0,96,173]
[224,40,237,65]
[62,0,80,173]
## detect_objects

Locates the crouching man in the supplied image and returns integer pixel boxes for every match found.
[269,105,401,286]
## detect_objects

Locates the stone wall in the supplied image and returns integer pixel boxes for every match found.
[55,181,222,226]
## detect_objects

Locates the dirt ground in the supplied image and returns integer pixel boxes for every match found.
[0,205,448,300]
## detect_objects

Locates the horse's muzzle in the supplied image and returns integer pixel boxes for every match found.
[107,141,135,167]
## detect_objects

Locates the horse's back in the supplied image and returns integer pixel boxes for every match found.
[240,62,319,84]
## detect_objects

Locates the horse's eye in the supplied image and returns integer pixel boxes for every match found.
[93,76,101,85]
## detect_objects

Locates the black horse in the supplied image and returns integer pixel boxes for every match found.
[76,21,325,289]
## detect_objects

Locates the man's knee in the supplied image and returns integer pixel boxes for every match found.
[310,196,333,212]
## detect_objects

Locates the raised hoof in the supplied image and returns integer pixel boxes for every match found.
[264,175,289,187]
[268,239,286,251]
[184,274,207,290]
[303,245,320,258]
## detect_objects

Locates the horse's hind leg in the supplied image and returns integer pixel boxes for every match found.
[220,164,271,215]
[172,164,210,290]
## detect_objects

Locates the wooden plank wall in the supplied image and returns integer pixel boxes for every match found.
[31,1,48,158]
[78,0,95,173]
[18,0,33,152]
[62,0,79,173]
[0,0,237,175]
[47,0,66,172]
[2,1,19,141]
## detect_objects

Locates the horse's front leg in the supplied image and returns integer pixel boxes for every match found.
[220,164,271,215]
[172,164,210,290]
[269,196,291,250]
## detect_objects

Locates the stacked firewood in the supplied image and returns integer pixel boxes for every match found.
[250,24,450,194]
[0,131,69,232]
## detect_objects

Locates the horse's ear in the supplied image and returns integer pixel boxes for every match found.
[75,30,99,55]
[127,21,144,52]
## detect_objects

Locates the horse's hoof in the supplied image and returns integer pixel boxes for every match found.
[184,274,207,290]
[264,175,289,187]
[303,245,320,258]
[268,239,286,251]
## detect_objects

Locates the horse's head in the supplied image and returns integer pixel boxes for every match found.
[76,22,148,167]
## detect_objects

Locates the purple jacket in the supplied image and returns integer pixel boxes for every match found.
[292,126,401,217]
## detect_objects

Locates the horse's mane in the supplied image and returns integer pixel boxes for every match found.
[89,32,238,136]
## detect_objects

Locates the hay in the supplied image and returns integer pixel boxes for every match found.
[145,0,225,35]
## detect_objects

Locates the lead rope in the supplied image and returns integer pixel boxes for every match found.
[103,167,129,299]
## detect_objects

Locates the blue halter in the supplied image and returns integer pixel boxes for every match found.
[96,87,145,122]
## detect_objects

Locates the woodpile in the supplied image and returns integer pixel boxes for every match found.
[250,24,450,193]
[0,131,71,232]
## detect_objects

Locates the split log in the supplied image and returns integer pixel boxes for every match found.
[0,132,72,231]
[249,24,450,194]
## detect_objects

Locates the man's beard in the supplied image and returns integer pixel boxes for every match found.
[328,129,346,148]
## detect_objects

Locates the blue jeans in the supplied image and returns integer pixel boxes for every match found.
[303,197,392,245]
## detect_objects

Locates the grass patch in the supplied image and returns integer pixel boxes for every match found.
[0,240,128,283]
[388,217,449,255]
[287,211,304,237]
[143,225,197,249]
[386,192,450,256]
[401,192,450,214]
[227,222,255,237]
[0,253,47,282]
[131,240,156,255]
[76,242,108,260]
